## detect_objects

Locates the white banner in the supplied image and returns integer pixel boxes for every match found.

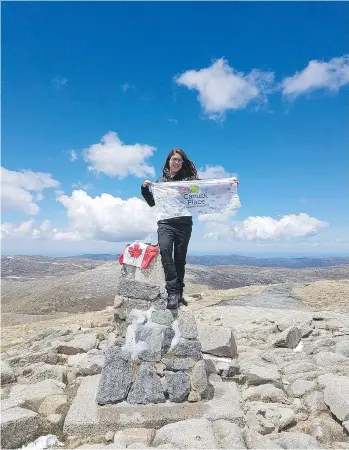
[152,178,241,221]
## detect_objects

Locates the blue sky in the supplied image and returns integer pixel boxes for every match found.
[2,1,349,256]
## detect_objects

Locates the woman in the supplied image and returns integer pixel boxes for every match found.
[141,148,199,310]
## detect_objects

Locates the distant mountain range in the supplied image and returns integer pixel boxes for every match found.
[75,253,349,269]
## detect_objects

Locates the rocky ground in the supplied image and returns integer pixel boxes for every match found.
[1,289,349,448]
[1,258,349,449]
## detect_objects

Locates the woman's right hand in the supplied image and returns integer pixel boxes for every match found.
[142,180,153,187]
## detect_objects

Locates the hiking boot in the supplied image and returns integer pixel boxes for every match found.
[167,293,180,310]
[180,296,188,306]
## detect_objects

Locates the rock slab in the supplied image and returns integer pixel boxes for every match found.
[96,347,132,405]
[154,418,218,449]
[165,371,190,402]
[273,326,302,349]
[0,360,16,385]
[128,363,165,404]
[1,407,43,449]
[197,324,238,358]
[323,376,349,422]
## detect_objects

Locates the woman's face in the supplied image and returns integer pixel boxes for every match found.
[169,152,183,174]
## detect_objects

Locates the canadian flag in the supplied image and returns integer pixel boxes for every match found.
[118,241,159,269]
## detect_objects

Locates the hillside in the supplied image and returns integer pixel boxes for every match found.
[1,256,349,322]
[73,253,349,268]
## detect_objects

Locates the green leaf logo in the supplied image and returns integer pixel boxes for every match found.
[190,185,200,193]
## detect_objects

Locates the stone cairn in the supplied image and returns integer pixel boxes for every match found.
[96,253,208,405]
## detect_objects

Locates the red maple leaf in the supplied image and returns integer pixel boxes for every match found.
[128,243,143,259]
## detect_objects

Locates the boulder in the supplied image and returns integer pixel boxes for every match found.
[188,391,201,402]
[309,415,348,445]
[203,354,240,378]
[246,404,296,435]
[7,350,64,367]
[126,253,166,291]
[5,379,65,411]
[116,276,161,301]
[0,407,43,449]
[21,362,67,384]
[307,338,336,355]
[274,431,322,449]
[138,328,164,362]
[243,384,286,403]
[190,360,208,396]
[96,347,132,405]
[128,363,165,404]
[165,371,190,402]
[197,324,238,358]
[178,311,198,339]
[334,340,349,358]
[154,418,218,449]
[203,380,244,424]
[168,338,202,359]
[151,310,174,327]
[282,361,319,375]
[314,351,349,367]
[56,333,97,355]
[273,326,302,349]
[0,360,16,385]
[261,348,297,365]
[303,391,327,413]
[38,394,68,416]
[113,428,155,447]
[323,376,349,422]
[245,430,282,449]
[212,420,246,448]
[284,370,320,385]
[162,357,197,371]
[244,364,282,388]
[47,414,63,431]
[287,379,317,398]
[75,352,105,376]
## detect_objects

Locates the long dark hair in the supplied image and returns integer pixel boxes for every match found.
[162,148,198,180]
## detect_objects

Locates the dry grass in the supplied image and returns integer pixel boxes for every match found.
[292,279,349,311]
[1,309,113,349]
[185,284,267,311]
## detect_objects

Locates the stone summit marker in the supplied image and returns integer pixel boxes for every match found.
[64,255,212,437]
[98,254,208,406]
[97,304,207,406]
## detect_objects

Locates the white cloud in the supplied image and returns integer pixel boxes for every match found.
[1,219,35,239]
[35,192,44,201]
[175,58,274,119]
[70,150,78,162]
[121,82,135,92]
[202,213,328,241]
[282,54,349,98]
[198,164,235,180]
[1,219,82,242]
[1,167,60,215]
[83,132,156,179]
[168,118,178,124]
[72,181,93,191]
[56,189,157,242]
[1,189,156,242]
[52,76,68,89]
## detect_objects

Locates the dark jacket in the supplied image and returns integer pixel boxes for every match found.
[141,168,199,225]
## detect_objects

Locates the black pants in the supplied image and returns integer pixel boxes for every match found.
[157,221,192,296]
